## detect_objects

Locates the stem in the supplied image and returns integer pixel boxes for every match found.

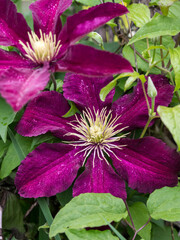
[132,217,151,240]
[0,206,2,240]
[160,36,165,69]
[146,38,151,65]
[142,82,150,112]
[124,201,135,230]
[171,223,175,240]
[129,45,169,73]
[139,117,152,138]
[51,74,57,91]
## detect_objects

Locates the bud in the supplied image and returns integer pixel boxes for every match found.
[147,76,157,98]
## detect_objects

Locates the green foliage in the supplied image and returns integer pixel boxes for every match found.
[65,229,119,240]
[127,4,151,27]
[147,186,180,221]
[126,202,151,240]
[0,134,33,179]
[151,223,180,240]
[157,105,180,151]
[49,193,127,237]
[3,192,25,233]
[74,0,120,6]
[0,97,16,142]
[129,15,180,45]
[169,47,180,90]
[123,36,174,73]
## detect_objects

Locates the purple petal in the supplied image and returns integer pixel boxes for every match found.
[0,65,50,111]
[112,74,174,130]
[15,143,83,198]
[73,154,126,199]
[16,91,75,140]
[30,0,72,37]
[56,44,133,76]
[0,0,31,52]
[110,137,180,194]
[59,3,128,53]
[63,73,114,111]
[0,49,34,72]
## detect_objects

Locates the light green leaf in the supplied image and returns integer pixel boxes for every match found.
[100,79,117,102]
[88,32,104,48]
[126,202,151,240]
[0,97,16,142]
[169,47,180,91]
[147,186,180,221]
[123,36,174,74]
[168,1,180,18]
[63,101,79,117]
[0,134,33,179]
[100,72,136,101]
[49,193,127,237]
[124,72,140,91]
[157,105,180,150]
[129,15,180,45]
[127,4,151,27]
[65,229,119,240]
[74,0,120,6]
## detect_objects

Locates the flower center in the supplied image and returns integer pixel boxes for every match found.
[66,108,127,166]
[19,30,62,64]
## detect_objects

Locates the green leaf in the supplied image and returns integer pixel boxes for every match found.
[0,97,16,142]
[65,229,119,240]
[0,134,33,179]
[168,1,180,18]
[157,105,180,150]
[126,202,151,240]
[129,15,180,45]
[147,186,180,221]
[0,140,10,158]
[63,101,79,118]
[88,32,104,48]
[151,223,180,240]
[100,79,117,102]
[169,47,180,91]
[100,72,136,101]
[3,192,25,233]
[123,36,174,74]
[124,72,140,91]
[74,0,120,6]
[49,193,127,237]
[127,4,151,27]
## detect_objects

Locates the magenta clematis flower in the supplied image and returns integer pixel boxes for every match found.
[0,0,133,111]
[15,74,180,199]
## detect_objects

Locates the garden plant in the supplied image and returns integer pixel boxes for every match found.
[0,0,180,239]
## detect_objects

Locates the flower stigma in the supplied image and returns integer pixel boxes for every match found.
[66,107,128,167]
[19,30,62,64]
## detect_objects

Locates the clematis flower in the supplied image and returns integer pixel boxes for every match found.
[15,74,180,199]
[0,0,133,111]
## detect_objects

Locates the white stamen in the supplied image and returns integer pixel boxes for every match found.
[66,107,127,167]
[19,30,62,64]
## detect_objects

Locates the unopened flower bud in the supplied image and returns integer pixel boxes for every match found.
[147,76,157,98]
